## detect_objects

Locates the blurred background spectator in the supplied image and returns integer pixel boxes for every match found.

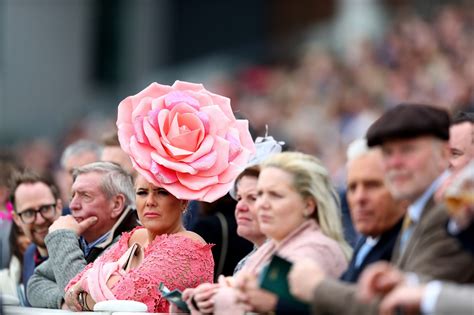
[0,0,472,201]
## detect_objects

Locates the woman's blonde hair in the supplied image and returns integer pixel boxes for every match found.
[261,151,352,260]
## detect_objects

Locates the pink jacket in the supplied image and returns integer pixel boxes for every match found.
[212,220,348,315]
[241,220,347,277]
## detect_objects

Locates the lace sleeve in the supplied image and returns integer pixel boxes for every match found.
[110,234,214,313]
[64,230,134,292]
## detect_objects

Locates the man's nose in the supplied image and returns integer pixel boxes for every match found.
[385,151,404,169]
[69,195,80,210]
[351,185,368,205]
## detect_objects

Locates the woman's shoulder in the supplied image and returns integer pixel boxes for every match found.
[125,226,147,245]
[175,230,207,245]
[280,221,341,253]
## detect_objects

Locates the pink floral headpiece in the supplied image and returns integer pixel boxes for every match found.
[117,81,256,202]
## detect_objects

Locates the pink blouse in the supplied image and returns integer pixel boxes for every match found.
[66,227,214,312]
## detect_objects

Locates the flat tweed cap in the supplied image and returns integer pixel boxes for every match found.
[367,103,451,147]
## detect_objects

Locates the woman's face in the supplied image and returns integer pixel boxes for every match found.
[135,175,185,236]
[256,167,313,242]
[234,175,265,245]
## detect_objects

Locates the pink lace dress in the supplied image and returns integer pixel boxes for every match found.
[66,227,214,312]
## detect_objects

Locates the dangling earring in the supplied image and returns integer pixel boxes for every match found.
[181,203,187,214]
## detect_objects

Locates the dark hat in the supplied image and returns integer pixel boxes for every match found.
[366,103,450,147]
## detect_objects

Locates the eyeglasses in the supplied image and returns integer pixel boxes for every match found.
[17,203,57,224]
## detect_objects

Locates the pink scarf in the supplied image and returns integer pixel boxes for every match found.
[81,243,143,302]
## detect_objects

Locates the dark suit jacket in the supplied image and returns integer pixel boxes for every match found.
[449,221,474,256]
[340,219,403,283]
[310,198,474,315]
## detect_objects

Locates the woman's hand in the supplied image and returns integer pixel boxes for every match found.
[64,282,83,311]
[183,283,221,314]
[235,273,278,313]
[288,259,326,302]
[64,281,96,311]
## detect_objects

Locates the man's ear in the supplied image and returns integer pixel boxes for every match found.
[12,211,22,227]
[110,194,126,219]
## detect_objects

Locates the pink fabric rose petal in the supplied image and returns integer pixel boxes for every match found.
[151,95,167,111]
[200,105,232,136]
[133,116,147,144]
[234,119,256,155]
[202,182,236,203]
[176,173,219,191]
[196,111,210,134]
[134,82,173,101]
[162,141,194,157]
[129,136,154,170]
[131,159,159,187]
[187,90,214,107]
[117,123,134,153]
[189,150,217,171]
[168,128,202,154]
[218,149,252,183]
[117,99,134,127]
[143,119,168,157]
[147,108,161,129]
[165,91,200,110]
[194,137,229,177]
[164,182,211,201]
[208,92,234,120]
[225,129,242,161]
[131,97,154,123]
[157,108,171,138]
[117,80,256,202]
[172,80,205,92]
[150,151,197,175]
[150,161,178,184]
[180,135,214,163]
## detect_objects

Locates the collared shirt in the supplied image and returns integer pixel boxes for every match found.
[407,171,450,224]
[400,171,450,253]
[354,236,379,268]
[80,232,110,257]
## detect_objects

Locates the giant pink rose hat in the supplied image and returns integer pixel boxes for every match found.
[117,80,256,202]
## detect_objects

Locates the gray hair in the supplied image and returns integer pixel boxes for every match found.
[60,140,103,169]
[346,138,370,162]
[73,161,135,207]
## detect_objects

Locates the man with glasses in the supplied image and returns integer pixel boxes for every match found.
[10,171,63,304]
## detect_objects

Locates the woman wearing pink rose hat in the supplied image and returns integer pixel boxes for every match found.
[63,81,256,313]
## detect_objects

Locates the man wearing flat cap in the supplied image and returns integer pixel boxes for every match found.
[287,104,474,315]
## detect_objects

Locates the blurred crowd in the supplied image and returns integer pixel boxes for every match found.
[3,5,473,191]
[1,3,474,315]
